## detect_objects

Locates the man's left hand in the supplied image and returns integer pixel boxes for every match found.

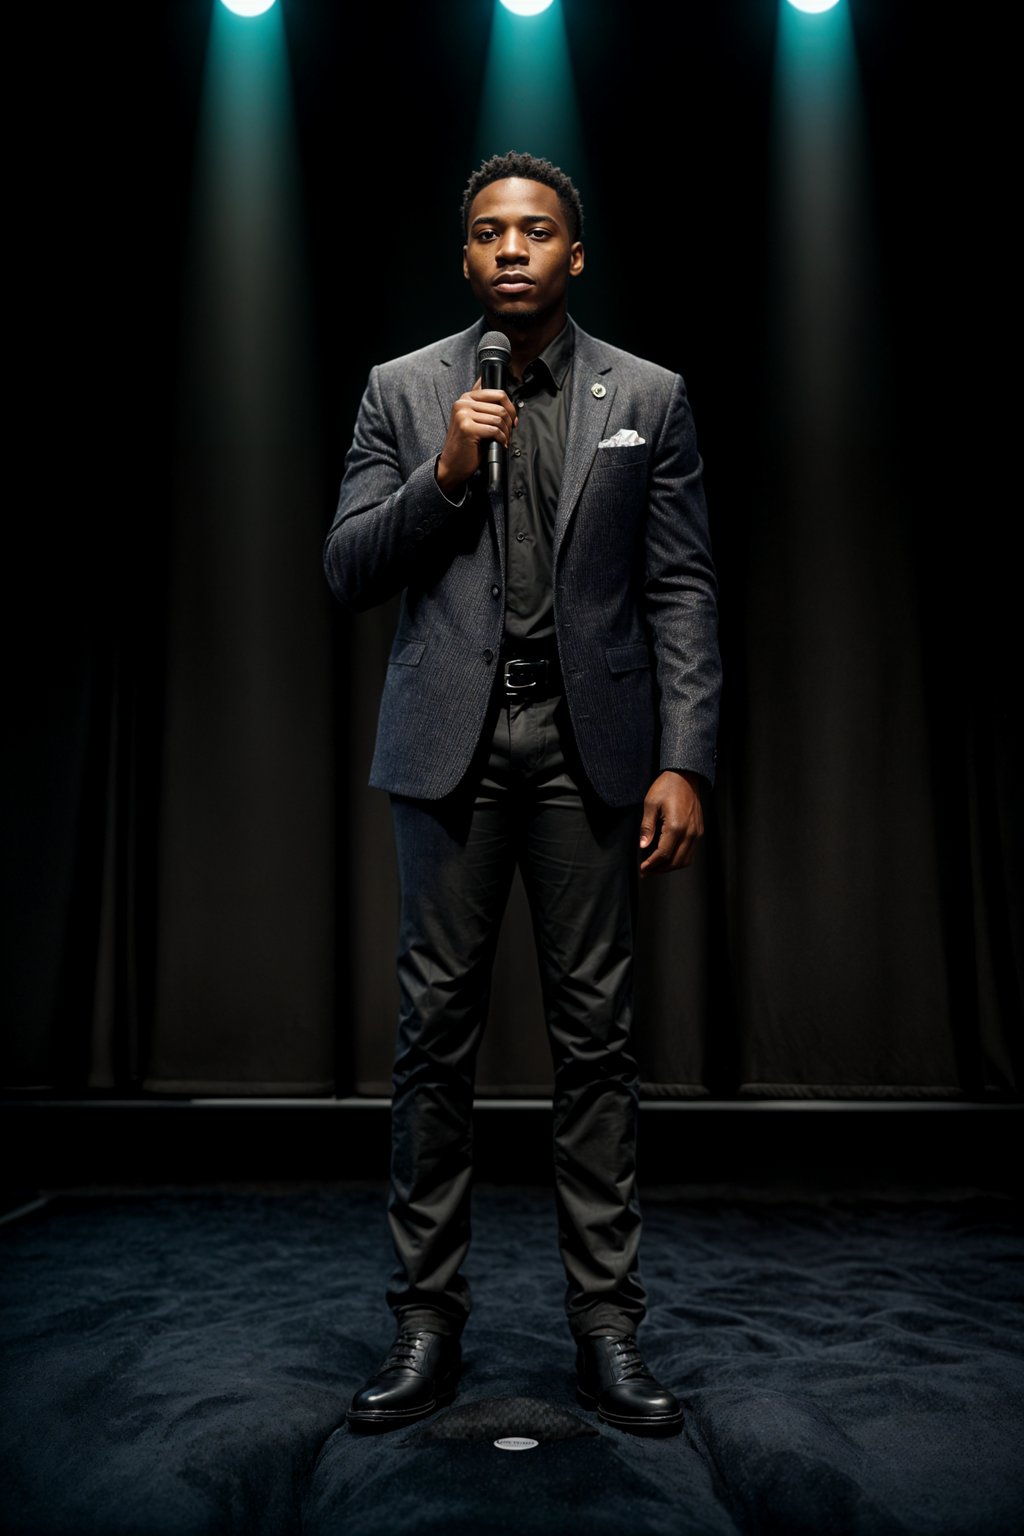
[639,771,705,877]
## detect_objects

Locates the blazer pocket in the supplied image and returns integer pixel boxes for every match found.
[593,447,649,469]
[605,642,651,674]
[390,639,425,667]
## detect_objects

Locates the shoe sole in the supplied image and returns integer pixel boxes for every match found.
[576,1386,684,1437]
[346,1382,458,1433]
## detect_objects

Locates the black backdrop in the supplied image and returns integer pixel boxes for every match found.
[3,0,1019,1101]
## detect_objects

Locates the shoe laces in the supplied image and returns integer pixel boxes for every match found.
[609,1335,649,1381]
[382,1329,432,1371]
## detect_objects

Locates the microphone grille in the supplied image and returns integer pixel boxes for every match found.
[478,330,512,361]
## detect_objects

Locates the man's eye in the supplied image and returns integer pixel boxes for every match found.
[477,230,497,242]
[528,228,551,239]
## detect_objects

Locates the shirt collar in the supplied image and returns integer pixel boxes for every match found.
[519,320,575,395]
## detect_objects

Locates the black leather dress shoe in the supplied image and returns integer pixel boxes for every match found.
[346,1328,461,1432]
[575,1332,684,1436]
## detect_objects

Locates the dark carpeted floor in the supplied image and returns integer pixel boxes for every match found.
[1,1184,1022,1535]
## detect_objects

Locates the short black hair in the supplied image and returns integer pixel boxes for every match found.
[461,151,584,244]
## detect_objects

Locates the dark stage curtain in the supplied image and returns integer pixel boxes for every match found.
[2,1,1019,1101]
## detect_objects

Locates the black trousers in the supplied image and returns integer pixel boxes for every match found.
[385,687,647,1341]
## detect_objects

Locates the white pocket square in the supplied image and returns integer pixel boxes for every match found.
[598,429,645,448]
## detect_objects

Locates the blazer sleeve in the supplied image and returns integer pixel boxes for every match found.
[322,365,472,613]
[643,372,722,786]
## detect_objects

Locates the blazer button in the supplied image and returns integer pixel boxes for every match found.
[483,649,494,664]
[490,584,500,597]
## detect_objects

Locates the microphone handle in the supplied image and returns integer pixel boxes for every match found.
[481,358,507,492]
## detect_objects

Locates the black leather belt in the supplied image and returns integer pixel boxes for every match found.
[499,653,562,701]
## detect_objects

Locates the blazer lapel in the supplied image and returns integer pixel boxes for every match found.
[434,324,481,433]
[554,324,616,561]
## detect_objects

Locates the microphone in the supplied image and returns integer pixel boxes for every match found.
[478,330,512,493]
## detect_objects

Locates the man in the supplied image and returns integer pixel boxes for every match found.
[323,151,721,1438]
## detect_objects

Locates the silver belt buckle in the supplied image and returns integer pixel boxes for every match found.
[504,658,540,693]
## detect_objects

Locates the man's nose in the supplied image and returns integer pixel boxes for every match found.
[495,228,529,263]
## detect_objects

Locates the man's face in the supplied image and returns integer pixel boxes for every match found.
[463,177,584,331]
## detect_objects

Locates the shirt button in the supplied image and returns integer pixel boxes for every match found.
[490,584,500,597]
[513,487,524,499]
[513,448,522,458]
[516,531,527,542]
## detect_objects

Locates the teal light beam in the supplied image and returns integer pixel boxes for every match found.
[769,0,876,444]
[155,0,332,1051]
[176,1,311,457]
[474,0,585,182]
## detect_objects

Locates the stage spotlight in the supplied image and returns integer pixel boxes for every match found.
[476,0,582,177]
[499,0,557,15]
[219,0,277,16]
[769,0,870,437]
[787,0,842,11]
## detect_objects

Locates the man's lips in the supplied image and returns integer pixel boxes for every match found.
[493,273,534,291]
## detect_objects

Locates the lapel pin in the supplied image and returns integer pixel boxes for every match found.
[591,383,606,398]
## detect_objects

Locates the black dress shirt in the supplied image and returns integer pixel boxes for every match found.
[502,322,574,652]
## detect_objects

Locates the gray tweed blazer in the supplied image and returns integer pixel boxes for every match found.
[324,317,721,806]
